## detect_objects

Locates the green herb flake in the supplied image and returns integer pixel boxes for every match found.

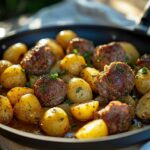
[25,82,31,87]
[64,99,72,105]
[21,68,25,73]
[125,55,130,63]
[139,67,149,75]
[49,73,59,80]
[118,97,123,101]
[116,64,125,74]
[73,49,78,55]
[71,124,78,130]
[83,51,92,67]
[76,87,82,93]
[83,51,91,59]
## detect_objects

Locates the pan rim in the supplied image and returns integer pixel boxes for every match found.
[0,24,149,42]
[0,123,150,143]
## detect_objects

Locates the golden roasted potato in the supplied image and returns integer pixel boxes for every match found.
[75,119,108,139]
[123,95,136,119]
[1,64,27,88]
[67,77,93,103]
[135,67,150,94]
[56,30,77,49]
[80,67,99,92]
[0,60,12,76]
[7,87,34,105]
[0,95,13,124]
[40,107,70,136]
[3,43,27,64]
[136,91,150,120]
[119,42,139,64]
[14,94,42,124]
[60,54,86,76]
[71,101,99,121]
[37,38,64,60]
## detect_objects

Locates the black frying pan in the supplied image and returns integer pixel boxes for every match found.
[0,2,150,150]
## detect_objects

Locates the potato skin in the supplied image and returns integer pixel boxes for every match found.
[60,54,86,76]
[1,64,27,88]
[0,95,13,124]
[135,68,150,94]
[75,119,108,139]
[40,107,70,136]
[136,91,150,120]
[56,30,77,49]
[3,43,27,64]
[80,67,99,92]
[37,38,64,60]
[14,94,42,124]
[67,78,93,103]
[123,95,136,119]
[119,42,139,64]
[0,60,12,76]
[7,87,34,105]
[71,101,99,121]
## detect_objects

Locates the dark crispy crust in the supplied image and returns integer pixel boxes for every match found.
[66,37,94,55]
[92,42,126,71]
[95,62,135,100]
[97,101,132,134]
[33,76,67,107]
[21,45,56,75]
[136,54,150,69]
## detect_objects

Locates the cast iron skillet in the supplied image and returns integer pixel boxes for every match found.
[0,2,150,150]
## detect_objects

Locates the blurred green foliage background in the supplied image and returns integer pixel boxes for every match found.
[0,0,63,20]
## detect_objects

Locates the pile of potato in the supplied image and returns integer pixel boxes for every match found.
[0,29,149,140]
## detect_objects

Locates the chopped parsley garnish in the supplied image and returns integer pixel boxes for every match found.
[73,49,78,55]
[25,82,31,87]
[83,51,92,67]
[125,55,130,63]
[139,67,148,74]
[21,68,25,73]
[76,87,82,93]
[49,73,59,80]
[116,64,125,74]
[118,97,123,101]
[71,124,78,130]
[64,99,72,105]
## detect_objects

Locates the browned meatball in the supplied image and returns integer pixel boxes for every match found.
[33,75,67,107]
[92,42,126,71]
[97,101,132,134]
[21,45,56,75]
[66,37,94,55]
[136,54,150,69]
[95,62,134,100]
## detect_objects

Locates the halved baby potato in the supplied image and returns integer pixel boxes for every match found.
[71,101,99,121]
[75,119,108,139]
